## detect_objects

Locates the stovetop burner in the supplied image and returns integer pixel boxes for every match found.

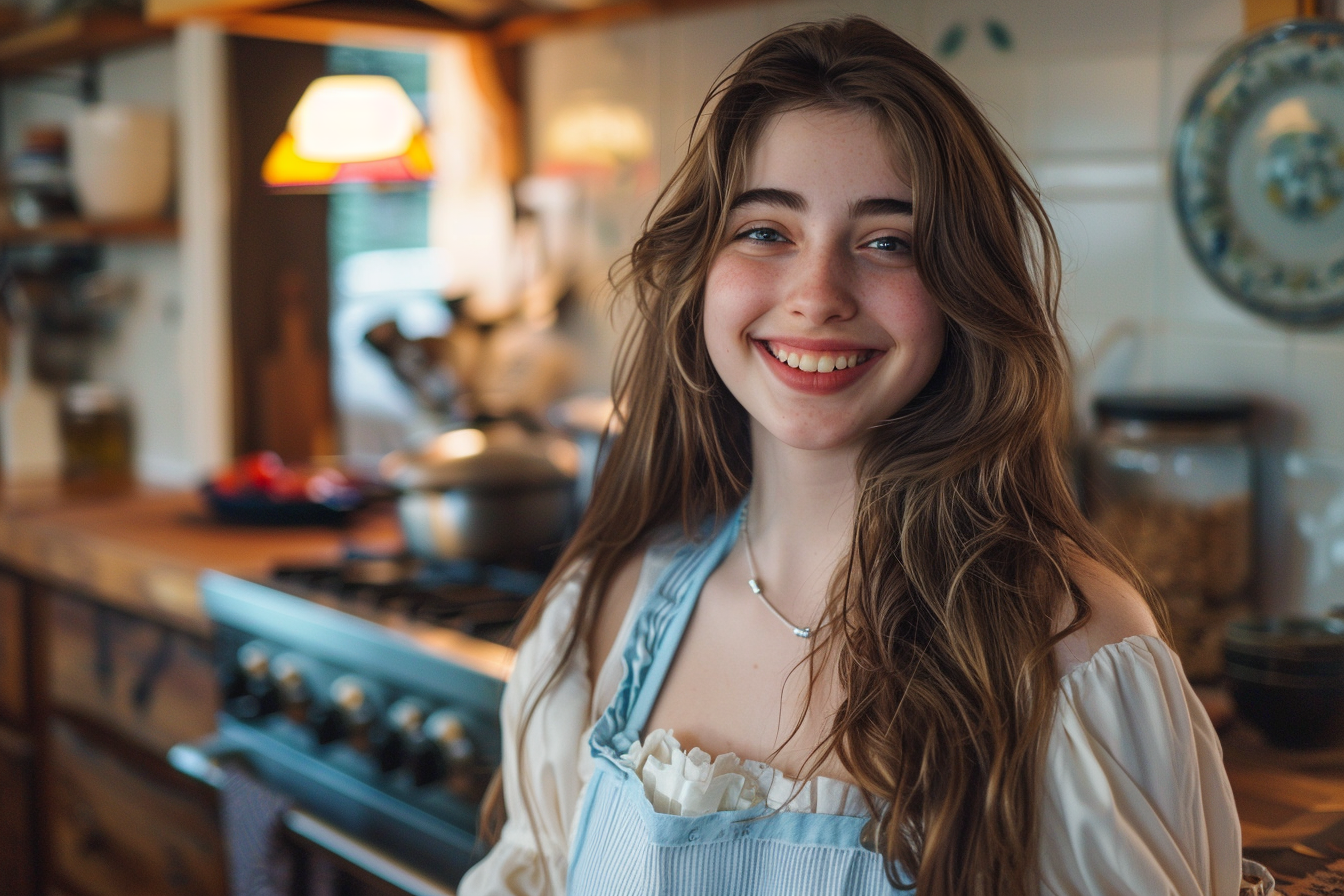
[269,552,546,646]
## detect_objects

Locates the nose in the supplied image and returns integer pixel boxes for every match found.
[782,241,857,326]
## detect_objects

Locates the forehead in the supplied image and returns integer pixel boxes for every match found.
[741,106,912,200]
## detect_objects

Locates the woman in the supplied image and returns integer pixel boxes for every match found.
[459,17,1249,896]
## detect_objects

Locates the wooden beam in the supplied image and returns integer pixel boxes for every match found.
[465,33,522,181]
[217,10,461,50]
[492,0,760,47]
[145,0,291,26]
[1243,0,1336,30]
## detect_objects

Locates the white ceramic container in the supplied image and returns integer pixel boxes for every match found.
[68,105,174,221]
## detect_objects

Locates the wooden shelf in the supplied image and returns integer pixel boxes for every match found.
[0,217,178,246]
[0,10,170,78]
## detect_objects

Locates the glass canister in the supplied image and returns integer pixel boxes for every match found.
[1085,394,1254,682]
[60,382,133,487]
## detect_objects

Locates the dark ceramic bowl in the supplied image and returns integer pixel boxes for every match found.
[1226,617,1344,677]
[1225,617,1344,749]
[200,483,361,527]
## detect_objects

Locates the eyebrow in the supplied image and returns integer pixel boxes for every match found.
[727,188,913,217]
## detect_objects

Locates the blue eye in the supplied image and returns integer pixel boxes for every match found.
[865,235,910,252]
[739,227,785,242]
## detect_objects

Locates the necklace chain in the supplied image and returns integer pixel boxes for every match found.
[742,505,815,639]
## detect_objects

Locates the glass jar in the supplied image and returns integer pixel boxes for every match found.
[1086,394,1254,682]
[60,382,132,487]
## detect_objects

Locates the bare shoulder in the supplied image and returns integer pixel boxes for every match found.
[1053,541,1161,674]
[586,548,646,683]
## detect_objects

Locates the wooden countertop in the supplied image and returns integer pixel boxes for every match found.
[0,480,401,636]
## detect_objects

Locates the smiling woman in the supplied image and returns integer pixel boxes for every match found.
[458,16,1255,896]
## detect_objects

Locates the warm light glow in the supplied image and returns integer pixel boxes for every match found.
[542,101,652,167]
[293,75,422,162]
[262,75,433,188]
[427,428,487,461]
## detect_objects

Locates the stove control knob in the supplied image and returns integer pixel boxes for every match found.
[374,699,431,773]
[237,641,271,680]
[330,675,380,726]
[388,698,430,735]
[228,641,279,718]
[424,710,475,768]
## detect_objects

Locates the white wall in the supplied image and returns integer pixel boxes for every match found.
[0,27,230,486]
[524,0,1344,612]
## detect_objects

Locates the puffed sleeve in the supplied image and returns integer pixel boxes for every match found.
[1039,635,1243,896]
[457,569,592,896]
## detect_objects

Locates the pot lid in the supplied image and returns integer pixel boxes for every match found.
[381,425,575,491]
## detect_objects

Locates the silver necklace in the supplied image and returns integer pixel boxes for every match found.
[742,505,816,639]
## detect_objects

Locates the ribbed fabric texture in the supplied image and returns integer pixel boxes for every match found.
[568,766,905,896]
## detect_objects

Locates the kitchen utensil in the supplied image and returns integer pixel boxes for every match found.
[1225,616,1344,749]
[1086,393,1255,681]
[68,104,172,221]
[381,421,577,564]
[1172,19,1344,325]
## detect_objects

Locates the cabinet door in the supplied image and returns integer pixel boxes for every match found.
[0,725,36,896]
[47,715,227,896]
[0,571,27,727]
[45,589,217,755]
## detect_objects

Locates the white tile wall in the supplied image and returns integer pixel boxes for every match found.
[528,0,1344,609]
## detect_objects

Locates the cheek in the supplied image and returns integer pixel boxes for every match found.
[702,259,757,353]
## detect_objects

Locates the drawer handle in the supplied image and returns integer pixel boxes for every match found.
[131,630,174,712]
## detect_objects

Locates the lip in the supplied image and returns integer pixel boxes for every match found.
[752,339,882,395]
[756,336,880,354]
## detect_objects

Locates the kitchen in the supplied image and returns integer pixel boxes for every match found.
[0,0,1342,893]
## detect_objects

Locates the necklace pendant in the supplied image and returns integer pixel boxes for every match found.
[793,626,811,639]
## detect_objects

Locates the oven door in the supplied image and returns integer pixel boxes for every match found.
[169,741,458,896]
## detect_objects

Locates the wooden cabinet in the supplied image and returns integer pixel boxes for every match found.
[0,570,28,726]
[0,724,36,896]
[44,588,217,756]
[47,715,227,896]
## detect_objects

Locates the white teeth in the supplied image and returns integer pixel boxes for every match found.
[764,342,872,373]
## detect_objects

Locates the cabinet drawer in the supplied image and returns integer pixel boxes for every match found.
[45,590,217,755]
[0,571,27,727]
[48,715,227,896]
[0,725,36,896]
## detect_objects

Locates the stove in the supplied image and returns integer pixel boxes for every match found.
[174,556,539,891]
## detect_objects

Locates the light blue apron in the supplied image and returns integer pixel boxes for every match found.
[567,505,913,895]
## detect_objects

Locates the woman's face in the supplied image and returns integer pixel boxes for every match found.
[703,107,946,453]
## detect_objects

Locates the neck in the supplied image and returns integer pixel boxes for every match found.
[745,422,861,622]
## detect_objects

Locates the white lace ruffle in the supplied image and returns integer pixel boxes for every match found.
[620,728,870,818]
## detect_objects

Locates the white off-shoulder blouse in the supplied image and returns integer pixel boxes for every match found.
[458,540,1248,896]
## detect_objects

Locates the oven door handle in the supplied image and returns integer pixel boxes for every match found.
[283,808,457,896]
[167,742,457,896]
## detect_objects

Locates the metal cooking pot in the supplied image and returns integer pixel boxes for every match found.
[381,424,578,564]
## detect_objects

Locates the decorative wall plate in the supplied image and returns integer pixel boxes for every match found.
[1173,20,1344,326]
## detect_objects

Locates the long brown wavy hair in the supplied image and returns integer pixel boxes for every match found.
[482,16,1166,896]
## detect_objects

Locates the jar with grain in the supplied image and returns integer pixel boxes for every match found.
[1086,394,1254,682]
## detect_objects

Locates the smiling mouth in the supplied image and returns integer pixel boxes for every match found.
[761,341,876,374]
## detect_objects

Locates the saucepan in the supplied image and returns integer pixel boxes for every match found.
[380,421,579,565]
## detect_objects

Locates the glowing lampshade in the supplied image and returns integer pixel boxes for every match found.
[542,101,652,168]
[263,75,433,188]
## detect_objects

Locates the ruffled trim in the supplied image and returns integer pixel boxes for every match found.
[620,728,869,818]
